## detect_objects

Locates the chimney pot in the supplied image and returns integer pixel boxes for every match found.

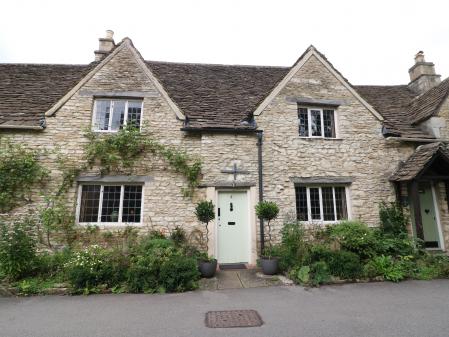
[105,30,114,39]
[415,51,425,63]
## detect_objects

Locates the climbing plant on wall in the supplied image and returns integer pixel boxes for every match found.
[0,140,48,212]
[83,125,202,197]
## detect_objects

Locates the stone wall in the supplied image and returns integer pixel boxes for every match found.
[0,44,205,238]
[255,54,416,239]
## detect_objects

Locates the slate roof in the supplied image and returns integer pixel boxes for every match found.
[354,85,435,139]
[390,142,449,181]
[409,77,449,124]
[146,61,289,129]
[0,63,96,128]
[0,45,447,136]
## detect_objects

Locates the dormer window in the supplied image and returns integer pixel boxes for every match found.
[298,107,336,138]
[92,99,143,131]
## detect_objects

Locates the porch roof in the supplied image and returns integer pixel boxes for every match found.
[390,142,449,181]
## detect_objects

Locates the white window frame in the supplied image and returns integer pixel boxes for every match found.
[76,183,144,226]
[297,185,349,224]
[92,99,144,132]
[298,106,338,139]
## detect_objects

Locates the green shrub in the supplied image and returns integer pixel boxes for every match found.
[158,255,200,292]
[170,226,187,247]
[374,232,419,257]
[363,255,405,282]
[329,221,378,259]
[277,221,310,271]
[289,265,310,285]
[379,201,408,235]
[309,244,333,263]
[327,250,362,280]
[36,248,72,277]
[195,200,215,252]
[127,238,199,293]
[0,219,37,280]
[65,245,128,292]
[310,261,331,286]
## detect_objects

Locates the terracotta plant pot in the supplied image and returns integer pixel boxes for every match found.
[199,259,217,278]
[260,257,279,275]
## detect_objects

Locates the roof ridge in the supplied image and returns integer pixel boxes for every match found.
[0,63,92,67]
[145,59,290,70]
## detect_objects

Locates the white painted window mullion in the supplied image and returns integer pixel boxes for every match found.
[98,185,104,223]
[319,187,324,222]
[108,101,114,130]
[306,187,311,222]
[320,109,325,138]
[332,187,337,221]
[123,100,129,128]
[118,185,124,225]
[308,109,312,137]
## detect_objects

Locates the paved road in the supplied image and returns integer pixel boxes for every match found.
[1,280,448,337]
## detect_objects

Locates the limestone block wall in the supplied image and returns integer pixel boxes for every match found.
[0,45,205,237]
[255,54,416,240]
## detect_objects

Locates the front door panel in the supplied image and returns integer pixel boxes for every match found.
[217,191,249,263]
[419,182,440,248]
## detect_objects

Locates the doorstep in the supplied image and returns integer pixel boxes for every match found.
[198,269,288,291]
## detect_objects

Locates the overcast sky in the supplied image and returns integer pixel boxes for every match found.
[1,0,448,85]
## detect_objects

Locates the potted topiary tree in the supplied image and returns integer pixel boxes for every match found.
[256,201,280,275]
[195,200,217,278]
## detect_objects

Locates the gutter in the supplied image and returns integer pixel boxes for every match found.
[256,130,265,254]
[386,137,447,143]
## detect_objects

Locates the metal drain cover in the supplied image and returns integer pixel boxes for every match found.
[205,310,263,328]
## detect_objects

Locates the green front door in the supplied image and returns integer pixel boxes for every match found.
[419,182,441,248]
[217,191,249,264]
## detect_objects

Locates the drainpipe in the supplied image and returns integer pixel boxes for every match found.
[256,131,265,255]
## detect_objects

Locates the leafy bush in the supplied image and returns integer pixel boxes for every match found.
[37,248,72,278]
[65,245,128,292]
[379,201,408,235]
[158,255,200,292]
[289,265,310,285]
[127,238,199,293]
[170,226,187,247]
[327,250,362,280]
[277,221,310,271]
[0,141,48,212]
[256,201,279,256]
[0,219,37,280]
[310,261,331,286]
[195,200,215,252]
[374,232,419,257]
[329,221,378,259]
[363,255,405,282]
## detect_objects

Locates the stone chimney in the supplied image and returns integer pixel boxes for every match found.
[408,51,441,94]
[94,30,115,61]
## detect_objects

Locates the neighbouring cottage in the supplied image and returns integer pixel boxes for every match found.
[1,30,449,266]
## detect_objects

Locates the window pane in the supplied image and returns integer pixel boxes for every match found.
[310,187,321,220]
[322,187,335,221]
[295,186,308,221]
[335,187,348,220]
[79,185,101,222]
[101,186,121,222]
[298,107,309,137]
[94,100,111,130]
[323,109,336,138]
[111,101,126,131]
[311,110,322,136]
[127,101,142,128]
[122,185,143,223]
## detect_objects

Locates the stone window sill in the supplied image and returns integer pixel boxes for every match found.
[298,137,343,141]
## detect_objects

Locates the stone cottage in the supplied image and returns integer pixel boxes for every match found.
[1,31,449,266]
